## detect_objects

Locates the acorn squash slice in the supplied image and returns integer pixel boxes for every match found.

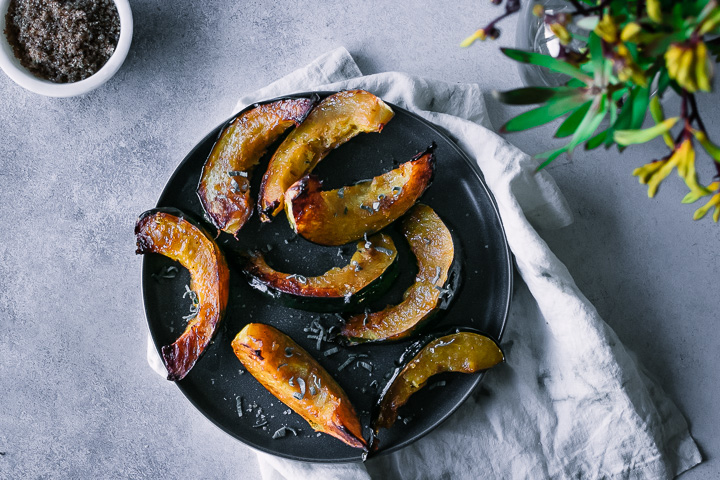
[284,145,436,246]
[339,204,455,344]
[258,90,395,221]
[135,208,230,381]
[197,98,316,236]
[232,323,367,450]
[242,233,398,312]
[369,328,504,451]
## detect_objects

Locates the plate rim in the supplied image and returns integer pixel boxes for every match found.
[141,90,513,462]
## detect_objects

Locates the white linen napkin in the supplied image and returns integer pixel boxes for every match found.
[148,47,701,479]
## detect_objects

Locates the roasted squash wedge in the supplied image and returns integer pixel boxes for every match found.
[232,323,367,450]
[258,90,395,221]
[369,328,504,451]
[242,233,398,312]
[197,98,316,236]
[135,208,230,381]
[339,204,456,344]
[284,145,436,246]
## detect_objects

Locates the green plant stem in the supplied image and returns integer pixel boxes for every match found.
[676,91,692,144]
[480,0,522,37]
[688,93,707,132]
[636,0,644,20]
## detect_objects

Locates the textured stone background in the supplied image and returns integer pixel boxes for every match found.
[0,0,718,478]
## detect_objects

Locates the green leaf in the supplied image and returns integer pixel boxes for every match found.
[649,96,675,148]
[614,117,679,145]
[646,33,679,58]
[586,130,608,150]
[501,48,592,84]
[500,94,589,133]
[693,130,720,162]
[612,89,637,132]
[626,42,639,59]
[568,95,607,151]
[589,33,605,83]
[603,51,614,83]
[535,146,569,170]
[537,97,607,167]
[610,87,628,102]
[609,99,618,125]
[630,86,650,129]
[648,96,664,124]
[605,90,637,148]
[555,101,592,138]
[671,3,684,30]
[493,87,580,105]
[700,9,720,35]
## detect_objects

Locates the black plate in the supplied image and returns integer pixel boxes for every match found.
[141,92,513,462]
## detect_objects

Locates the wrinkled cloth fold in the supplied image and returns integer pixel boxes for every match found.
[149,47,701,480]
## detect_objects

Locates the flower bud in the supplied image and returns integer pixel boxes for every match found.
[646,0,663,23]
[549,23,571,45]
[620,22,641,42]
[460,29,487,47]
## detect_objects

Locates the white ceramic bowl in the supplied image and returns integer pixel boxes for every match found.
[0,0,132,97]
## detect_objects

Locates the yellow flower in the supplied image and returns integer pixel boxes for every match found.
[620,22,642,42]
[460,29,487,47]
[665,42,713,93]
[674,139,706,195]
[646,0,663,23]
[632,140,703,198]
[693,189,720,222]
[460,28,487,47]
[695,41,713,92]
[677,48,697,92]
[633,159,673,197]
[595,15,618,43]
[649,97,675,149]
[616,44,648,87]
[550,23,572,45]
[665,44,683,78]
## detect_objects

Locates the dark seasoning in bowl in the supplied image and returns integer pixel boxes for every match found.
[4,0,120,83]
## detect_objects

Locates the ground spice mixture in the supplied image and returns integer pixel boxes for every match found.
[4,0,120,83]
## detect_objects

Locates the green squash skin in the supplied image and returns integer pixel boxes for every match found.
[338,223,463,346]
[241,251,400,313]
[337,257,462,345]
[366,326,504,455]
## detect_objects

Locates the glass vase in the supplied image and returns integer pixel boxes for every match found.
[515,0,579,87]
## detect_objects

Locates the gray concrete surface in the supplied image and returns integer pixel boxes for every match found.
[0,0,718,478]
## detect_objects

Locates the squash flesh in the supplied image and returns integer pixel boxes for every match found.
[340,204,454,343]
[372,331,504,435]
[258,90,394,221]
[135,210,230,381]
[244,233,397,299]
[284,147,435,246]
[197,98,315,236]
[232,323,367,449]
